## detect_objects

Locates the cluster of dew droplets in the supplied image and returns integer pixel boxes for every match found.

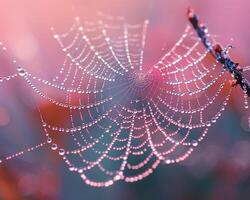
[243,89,250,129]
[0,13,249,187]
[242,79,249,109]
[248,116,250,129]
[240,74,250,129]
[17,66,26,77]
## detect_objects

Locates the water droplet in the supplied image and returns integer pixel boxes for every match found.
[17,67,26,77]
[47,138,52,144]
[69,166,75,171]
[51,143,57,150]
[244,101,249,109]
[206,121,211,127]
[59,148,65,156]
[165,159,171,164]
[248,116,250,128]
[191,140,198,147]
[114,174,122,181]
[211,118,217,123]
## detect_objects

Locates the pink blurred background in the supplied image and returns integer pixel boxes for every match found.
[0,0,250,200]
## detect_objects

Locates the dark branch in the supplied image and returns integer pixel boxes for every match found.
[187,8,250,97]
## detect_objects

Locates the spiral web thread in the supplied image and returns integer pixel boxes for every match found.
[0,14,249,187]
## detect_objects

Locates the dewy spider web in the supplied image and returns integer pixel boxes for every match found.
[0,12,250,187]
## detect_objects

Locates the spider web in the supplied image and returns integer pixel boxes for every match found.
[0,14,249,187]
